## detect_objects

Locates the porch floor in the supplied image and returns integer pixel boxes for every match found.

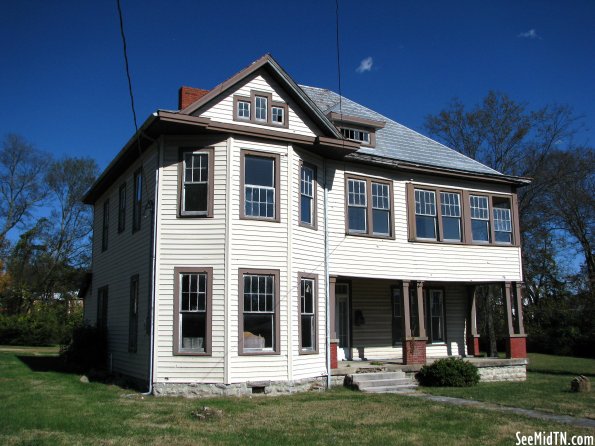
[332,357,528,376]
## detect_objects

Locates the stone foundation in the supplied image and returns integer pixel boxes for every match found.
[153,376,329,397]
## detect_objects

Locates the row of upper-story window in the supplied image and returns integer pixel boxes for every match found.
[101,149,518,252]
[96,268,318,356]
[101,168,144,252]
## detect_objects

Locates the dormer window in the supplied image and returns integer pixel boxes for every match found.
[233,91,288,128]
[341,127,370,144]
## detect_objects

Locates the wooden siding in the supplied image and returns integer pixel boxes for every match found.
[326,160,523,282]
[83,146,157,382]
[154,135,228,383]
[199,73,319,137]
[347,279,467,361]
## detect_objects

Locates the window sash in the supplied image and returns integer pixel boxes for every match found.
[300,166,315,225]
[243,274,276,352]
[347,177,392,236]
[300,278,316,352]
[272,106,284,124]
[341,127,370,143]
[238,101,250,119]
[182,152,209,215]
[470,195,489,220]
[415,190,436,216]
[255,96,267,121]
[428,290,445,343]
[178,272,207,353]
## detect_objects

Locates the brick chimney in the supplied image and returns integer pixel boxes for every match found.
[178,86,209,110]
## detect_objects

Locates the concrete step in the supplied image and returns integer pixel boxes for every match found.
[351,371,406,382]
[363,384,418,393]
[356,378,414,389]
[348,371,418,393]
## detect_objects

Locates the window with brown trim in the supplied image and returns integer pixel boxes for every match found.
[299,162,317,228]
[239,269,280,355]
[345,174,393,238]
[118,183,126,233]
[179,148,214,217]
[132,168,142,232]
[173,267,213,356]
[240,150,280,222]
[426,289,445,343]
[128,274,139,353]
[298,273,318,354]
[233,91,289,129]
[101,199,109,251]
[407,183,518,246]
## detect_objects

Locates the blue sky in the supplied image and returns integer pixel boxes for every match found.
[1,0,594,170]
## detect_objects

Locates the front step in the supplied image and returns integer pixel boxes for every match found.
[348,371,418,393]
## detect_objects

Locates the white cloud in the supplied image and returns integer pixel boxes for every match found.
[356,56,374,73]
[518,29,540,39]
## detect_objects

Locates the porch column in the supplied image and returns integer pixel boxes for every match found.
[504,281,527,359]
[403,280,427,365]
[329,276,338,369]
[466,285,481,357]
[515,282,526,335]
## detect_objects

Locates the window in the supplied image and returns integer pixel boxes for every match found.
[241,151,279,221]
[346,175,393,237]
[132,168,142,232]
[233,92,288,128]
[128,275,139,353]
[237,100,250,119]
[341,127,370,144]
[118,183,126,233]
[102,199,109,251]
[440,192,462,241]
[414,189,437,239]
[470,195,490,242]
[407,184,517,246]
[271,106,284,125]
[493,197,512,244]
[239,269,280,354]
[299,163,316,228]
[299,274,317,353]
[173,267,212,355]
[97,286,108,332]
[255,96,267,121]
[391,286,403,345]
[180,148,213,217]
[427,289,445,343]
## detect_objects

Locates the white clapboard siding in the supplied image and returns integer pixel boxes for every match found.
[153,135,228,383]
[290,148,328,380]
[326,160,523,282]
[84,146,158,382]
[200,73,319,137]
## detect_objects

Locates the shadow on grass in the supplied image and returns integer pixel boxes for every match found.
[17,355,77,374]
[528,369,595,378]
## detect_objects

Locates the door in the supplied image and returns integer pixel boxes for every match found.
[335,283,351,361]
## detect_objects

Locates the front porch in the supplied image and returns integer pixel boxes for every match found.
[329,277,527,368]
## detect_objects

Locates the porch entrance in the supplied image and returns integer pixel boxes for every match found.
[335,283,351,361]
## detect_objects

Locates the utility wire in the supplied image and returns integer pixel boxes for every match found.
[335,0,343,121]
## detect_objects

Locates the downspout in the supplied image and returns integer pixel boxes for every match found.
[324,159,331,389]
[143,137,161,395]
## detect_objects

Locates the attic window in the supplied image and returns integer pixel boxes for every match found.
[272,106,284,124]
[341,127,371,145]
[233,91,288,129]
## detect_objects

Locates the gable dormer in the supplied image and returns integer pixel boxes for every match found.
[327,112,385,147]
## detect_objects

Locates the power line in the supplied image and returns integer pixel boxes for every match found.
[335,0,344,122]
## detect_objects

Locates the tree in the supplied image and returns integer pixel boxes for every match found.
[0,134,49,243]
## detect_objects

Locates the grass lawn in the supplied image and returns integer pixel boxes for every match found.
[420,353,595,420]
[1,349,593,445]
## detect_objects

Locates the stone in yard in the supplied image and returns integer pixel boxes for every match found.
[80,375,89,384]
[570,375,591,393]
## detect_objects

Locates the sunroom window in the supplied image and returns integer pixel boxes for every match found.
[440,191,462,241]
[415,189,437,239]
[493,197,512,244]
[470,195,490,242]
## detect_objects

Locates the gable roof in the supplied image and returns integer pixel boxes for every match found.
[300,85,502,177]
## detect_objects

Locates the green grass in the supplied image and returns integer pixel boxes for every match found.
[0,348,593,445]
[420,353,595,419]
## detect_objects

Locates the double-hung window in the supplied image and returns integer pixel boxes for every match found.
[180,149,213,217]
[102,199,109,251]
[128,275,139,353]
[118,183,126,233]
[174,267,212,355]
[470,195,490,242]
[427,289,445,343]
[440,192,462,241]
[255,96,267,121]
[346,175,393,237]
[237,100,250,119]
[242,151,279,221]
[299,274,317,353]
[493,197,513,243]
[132,169,142,232]
[240,269,280,354]
[272,106,284,125]
[300,163,316,228]
[414,189,437,240]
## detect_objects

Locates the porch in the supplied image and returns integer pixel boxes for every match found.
[329,277,527,368]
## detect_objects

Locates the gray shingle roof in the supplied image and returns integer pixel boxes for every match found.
[300,85,501,176]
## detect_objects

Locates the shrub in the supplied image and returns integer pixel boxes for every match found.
[61,325,107,371]
[416,358,480,387]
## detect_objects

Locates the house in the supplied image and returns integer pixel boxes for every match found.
[82,54,529,396]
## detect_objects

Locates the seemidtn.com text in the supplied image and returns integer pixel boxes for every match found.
[516,432,594,446]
